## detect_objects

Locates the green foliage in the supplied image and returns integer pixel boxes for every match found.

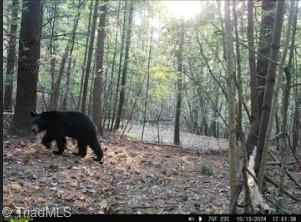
[199,162,214,176]
[3,0,301,142]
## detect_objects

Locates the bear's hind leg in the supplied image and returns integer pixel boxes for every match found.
[53,137,66,155]
[42,132,54,149]
[73,141,87,158]
[89,140,103,163]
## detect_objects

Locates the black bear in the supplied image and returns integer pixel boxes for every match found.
[30,111,103,163]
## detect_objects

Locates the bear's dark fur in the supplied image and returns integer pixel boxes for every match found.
[31,111,103,163]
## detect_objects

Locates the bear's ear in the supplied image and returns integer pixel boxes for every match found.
[30,111,39,118]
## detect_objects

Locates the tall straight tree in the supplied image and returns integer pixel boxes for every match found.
[49,0,83,110]
[106,0,121,129]
[174,20,184,145]
[77,0,94,111]
[61,58,73,110]
[4,0,19,111]
[114,1,134,130]
[93,1,108,136]
[289,3,299,153]
[256,0,285,175]
[81,0,99,113]
[223,0,237,213]
[11,0,42,135]
[246,0,276,157]
[141,30,153,141]
[257,0,291,188]
[247,0,257,126]
[110,0,128,130]
[48,1,58,101]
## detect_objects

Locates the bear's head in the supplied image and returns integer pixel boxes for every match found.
[30,111,52,135]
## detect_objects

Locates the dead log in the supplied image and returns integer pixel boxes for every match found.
[264,175,300,202]
[266,161,296,165]
[247,147,271,213]
[285,169,301,189]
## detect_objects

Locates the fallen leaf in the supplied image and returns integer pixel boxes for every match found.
[9,183,22,192]
[6,203,16,209]
[22,158,30,165]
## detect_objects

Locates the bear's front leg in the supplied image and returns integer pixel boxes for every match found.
[42,132,54,149]
[53,137,66,155]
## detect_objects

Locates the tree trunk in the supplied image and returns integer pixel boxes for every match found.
[141,30,152,141]
[101,9,112,127]
[246,0,276,155]
[290,8,299,153]
[224,0,237,213]
[49,1,82,110]
[77,0,94,111]
[279,2,297,209]
[114,1,134,130]
[106,0,121,129]
[92,1,108,136]
[246,0,257,127]
[88,61,96,116]
[275,111,280,150]
[11,0,42,135]
[256,0,285,176]
[174,20,184,145]
[61,58,73,110]
[4,0,19,111]
[121,75,146,138]
[293,97,301,153]
[233,1,243,143]
[81,0,99,113]
[110,0,128,130]
[278,67,292,209]
[257,0,294,188]
[49,2,58,103]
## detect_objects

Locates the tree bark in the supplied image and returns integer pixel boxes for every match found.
[114,1,134,130]
[247,0,257,128]
[174,21,184,145]
[77,0,94,111]
[92,1,108,136]
[4,0,19,111]
[292,98,300,152]
[141,30,152,141]
[290,8,299,153]
[106,0,121,129]
[258,0,296,189]
[110,0,128,130]
[81,0,99,113]
[12,0,42,135]
[246,0,276,156]
[256,0,285,176]
[61,58,73,110]
[49,2,58,103]
[278,67,292,209]
[224,0,237,213]
[247,147,270,213]
[88,61,96,116]
[49,1,83,110]
[233,0,243,142]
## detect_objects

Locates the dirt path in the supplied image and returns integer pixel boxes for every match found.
[124,123,229,151]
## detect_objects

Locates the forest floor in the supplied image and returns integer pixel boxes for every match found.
[3,129,301,214]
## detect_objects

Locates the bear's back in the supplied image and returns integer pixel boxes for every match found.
[48,111,97,139]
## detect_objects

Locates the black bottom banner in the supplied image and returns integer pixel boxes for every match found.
[3,214,300,222]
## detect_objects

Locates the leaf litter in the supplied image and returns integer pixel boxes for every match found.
[3,131,300,214]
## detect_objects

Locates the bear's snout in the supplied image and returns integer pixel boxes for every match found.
[31,124,39,135]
